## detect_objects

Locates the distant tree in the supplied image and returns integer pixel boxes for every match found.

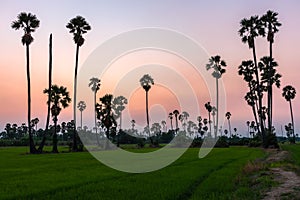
[246,121,250,138]
[96,94,117,149]
[77,101,86,129]
[206,55,227,138]
[131,120,136,131]
[282,85,296,143]
[173,110,180,133]
[168,113,174,131]
[161,120,167,132]
[66,15,91,151]
[139,74,154,143]
[112,96,128,130]
[225,112,232,138]
[44,85,71,153]
[88,77,101,145]
[11,12,40,153]
[205,102,213,137]
[179,111,189,131]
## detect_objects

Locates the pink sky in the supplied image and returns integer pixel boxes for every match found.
[1,1,300,135]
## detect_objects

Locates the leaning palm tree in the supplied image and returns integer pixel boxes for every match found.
[239,15,266,145]
[282,85,296,143]
[66,16,91,151]
[11,12,40,154]
[88,77,101,144]
[206,55,226,138]
[225,112,232,138]
[77,101,86,129]
[139,74,154,141]
[44,85,71,153]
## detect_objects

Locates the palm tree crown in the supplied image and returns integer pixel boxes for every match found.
[66,16,91,46]
[140,74,154,92]
[77,101,86,112]
[89,77,101,92]
[11,12,40,45]
[206,55,227,79]
[282,85,296,101]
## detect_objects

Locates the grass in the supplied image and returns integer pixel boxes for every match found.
[0,146,265,199]
[281,143,300,175]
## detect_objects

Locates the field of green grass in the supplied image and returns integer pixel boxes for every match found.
[0,146,265,200]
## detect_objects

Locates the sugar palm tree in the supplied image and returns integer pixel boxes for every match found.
[206,55,226,138]
[205,102,212,137]
[96,94,117,149]
[77,101,86,129]
[282,85,296,143]
[139,74,154,141]
[38,34,53,152]
[179,111,189,131]
[261,11,281,129]
[168,113,174,131]
[161,120,167,132]
[112,96,128,130]
[11,12,40,153]
[246,121,250,138]
[44,85,71,153]
[239,15,266,145]
[66,16,91,151]
[173,110,180,133]
[88,77,100,144]
[225,112,232,138]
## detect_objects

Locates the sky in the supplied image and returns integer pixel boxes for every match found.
[1,0,300,136]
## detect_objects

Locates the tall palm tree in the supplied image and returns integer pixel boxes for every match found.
[77,101,86,129]
[179,111,189,131]
[173,110,180,133]
[239,15,266,146]
[206,55,226,138]
[66,16,91,151]
[131,120,136,131]
[44,85,71,153]
[139,74,154,141]
[205,102,213,137]
[282,85,296,143]
[225,112,232,138]
[261,11,281,129]
[88,77,100,145]
[11,12,40,154]
[168,113,174,131]
[38,34,53,152]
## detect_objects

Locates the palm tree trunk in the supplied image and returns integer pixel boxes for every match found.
[39,34,53,152]
[72,44,80,151]
[252,44,266,147]
[80,111,83,129]
[216,79,219,138]
[94,91,100,146]
[146,91,151,144]
[208,113,211,137]
[170,119,173,131]
[289,100,295,144]
[53,117,58,153]
[26,44,36,154]
[268,39,273,132]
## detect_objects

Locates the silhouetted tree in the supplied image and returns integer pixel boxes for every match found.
[11,12,40,153]
[246,121,250,138]
[139,74,154,142]
[112,96,128,130]
[168,113,174,131]
[205,102,212,137]
[225,112,232,138]
[88,77,101,145]
[66,15,91,151]
[161,120,167,132]
[206,55,226,138]
[282,85,296,143]
[44,85,71,153]
[77,101,86,129]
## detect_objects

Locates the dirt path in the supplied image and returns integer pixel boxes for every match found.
[263,149,300,200]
